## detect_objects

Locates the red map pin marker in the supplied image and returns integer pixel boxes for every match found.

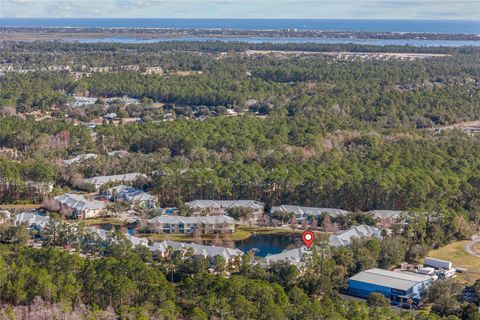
[302,231,315,249]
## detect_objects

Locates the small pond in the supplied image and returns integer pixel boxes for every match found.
[234,234,302,257]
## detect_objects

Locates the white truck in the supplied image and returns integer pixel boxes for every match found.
[424,257,452,270]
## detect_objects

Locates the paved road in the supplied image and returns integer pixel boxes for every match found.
[464,236,480,257]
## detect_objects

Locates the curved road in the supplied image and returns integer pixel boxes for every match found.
[465,236,480,257]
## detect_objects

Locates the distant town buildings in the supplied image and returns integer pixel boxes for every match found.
[147,215,235,234]
[185,200,264,221]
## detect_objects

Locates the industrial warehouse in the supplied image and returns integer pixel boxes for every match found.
[347,268,434,307]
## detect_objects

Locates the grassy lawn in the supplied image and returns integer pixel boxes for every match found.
[143,229,252,243]
[474,243,480,254]
[81,218,125,226]
[0,204,40,209]
[428,240,480,283]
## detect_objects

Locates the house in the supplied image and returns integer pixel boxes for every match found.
[368,210,406,229]
[265,247,311,269]
[148,215,235,234]
[87,227,109,241]
[86,227,149,247]
[63,153,98,165]
[14,212,50,229]
[124,233,149,247]
[84,173,147,190]
[271,205,348,222]
[105,185,156,208]
[347,268,433,306]
[54,193,106,219]
[103,113,118,120]
[0,210,11,224]
[185,200,264,221]
[329,225,382,247]
[149,240,243,263]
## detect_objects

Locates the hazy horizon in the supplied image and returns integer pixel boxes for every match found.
[2,1,479,20]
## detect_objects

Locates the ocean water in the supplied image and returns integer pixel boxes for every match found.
[72,36,480,47]
[2,18,480,34]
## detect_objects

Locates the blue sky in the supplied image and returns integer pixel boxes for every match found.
[1,0,479,19]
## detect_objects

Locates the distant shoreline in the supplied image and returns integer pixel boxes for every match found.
[1,26,479,41]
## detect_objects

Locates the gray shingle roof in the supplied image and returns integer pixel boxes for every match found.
[107,185,154,202]
[85,173,147,187]
[272,205,348,219]
[54,193,106,211]
[186,200,264,210]
[149,240,243,260]
[265,247,311,265]
[349,268,432,291]
[368,210,405,219]
[329,224,381,247]
[14,212,50,227]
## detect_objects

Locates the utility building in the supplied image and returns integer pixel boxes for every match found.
[347,268,433,306]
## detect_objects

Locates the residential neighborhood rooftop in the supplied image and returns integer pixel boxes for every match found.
[329,224,381,247]
[186,199,264,210]
[85,172,147,188]
[149,240,244,260]
[271,205,348,219]
[368,210,406,220]
[54,193,106,211]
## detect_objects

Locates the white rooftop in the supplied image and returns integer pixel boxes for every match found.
[55,193,106,211]
[349,268,432,291]
[149,240,243,260]
[272,205,348,218]
[265,247,311,265]
[107,185,154,202]
[186,200,264,210]
[329,225,381,247]
[14,212,50,227]
[85,173,147,187]
[368,210,405,219]
[63,153,97,165]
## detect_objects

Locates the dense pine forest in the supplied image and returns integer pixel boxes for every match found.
[1,41,480,319]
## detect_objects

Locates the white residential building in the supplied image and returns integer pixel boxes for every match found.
[271,205,348,222]
[265,247,311,268]
[14,212,50,229]
[84,173,147,190]
[148,215,235,234]
[106,185,156,208]
[63,153,97,165]
[329,225,382,247]
[185,200,264,221]
[54,193,106,219]
[149,240,243,263]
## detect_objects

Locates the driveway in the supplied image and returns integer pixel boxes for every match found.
[464,236,480,257]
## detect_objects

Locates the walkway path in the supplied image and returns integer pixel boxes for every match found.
[464,236,480,257]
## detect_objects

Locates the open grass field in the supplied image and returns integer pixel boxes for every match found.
[81,218,125,226]
[428,240,480,283]
[0,204,40,209]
